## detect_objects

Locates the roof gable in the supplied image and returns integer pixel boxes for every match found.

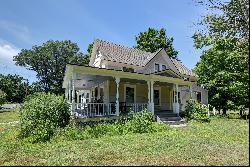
[89,38,196,77]
[89,39,158,67]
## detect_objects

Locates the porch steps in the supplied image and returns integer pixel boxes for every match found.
[155,112,186,125]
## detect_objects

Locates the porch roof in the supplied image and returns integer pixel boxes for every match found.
[62,64,192,88]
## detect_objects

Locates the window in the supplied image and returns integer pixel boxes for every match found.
[173,91,181,103]
[196,92,201,103]
[154,89,160,105]
[94,87,98,99]
[155,63,160,72]
[123,67,134,73]
[100,88,104,101]
[125,86,135,103]
[162,65,166,71]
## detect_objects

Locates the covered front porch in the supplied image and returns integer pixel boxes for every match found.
[63,65,192,119]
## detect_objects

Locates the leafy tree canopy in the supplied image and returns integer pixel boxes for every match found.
[193,0,249,114]
[0,74,29,103]
[14,40,88,94]
[134,28,178,59]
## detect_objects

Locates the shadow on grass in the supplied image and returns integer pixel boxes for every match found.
[0,109,15,113]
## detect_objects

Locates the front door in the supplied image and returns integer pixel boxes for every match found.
[125,85,136,113]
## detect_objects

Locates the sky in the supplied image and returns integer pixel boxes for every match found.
[0,0,206,83]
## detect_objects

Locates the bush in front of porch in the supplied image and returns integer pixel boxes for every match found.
[184,99,210,122]
[53,110,170,141]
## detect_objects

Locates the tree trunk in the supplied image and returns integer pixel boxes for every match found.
[240,110,243,117]
[222,109,227,115]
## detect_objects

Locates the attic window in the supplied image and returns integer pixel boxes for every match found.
[123,67,134,73]
[162,65,166,71]
[155,63,160,72]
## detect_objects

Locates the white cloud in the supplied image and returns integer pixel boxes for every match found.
[0,20,33,44]
[0,40,20,60]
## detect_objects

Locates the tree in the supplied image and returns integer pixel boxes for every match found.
[80,43,93,66]
[134,28,178,59]
[14,40,88,94]
[0,90,7,106]
[194,37,249,114]
[193,0,249,114]
[195,0,249,42]
[0,74,30,103]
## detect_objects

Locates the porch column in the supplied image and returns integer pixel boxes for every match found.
[189,84,193,99]
[68,80,72,102]
[115,77,120,116]
[150,80,155,115]
[71,74,76,116]
[65,81,69,101]
[175,84,180,114]
[147,81,151,112]
[172,84,176,113]
[97,84,100,99]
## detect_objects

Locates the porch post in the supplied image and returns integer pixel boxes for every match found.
[175,84,180,114]
[189,84,193,99]
[115,77,120,116]
[172,84,176,113]
[150,80,155,115]
[71,74,76,116]
[147,81,151,112]
[68,80,71,103]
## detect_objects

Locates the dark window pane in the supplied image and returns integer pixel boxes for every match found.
[155,63,160,72]
[123,67,134,72]
[126,87,134,103]
[154,90,160,105]
[162,65,166,70]
[197,92,201,103]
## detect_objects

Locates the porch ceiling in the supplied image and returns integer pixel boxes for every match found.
[63,64,192,88]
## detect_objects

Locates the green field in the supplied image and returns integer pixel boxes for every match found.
[0,109,249,166]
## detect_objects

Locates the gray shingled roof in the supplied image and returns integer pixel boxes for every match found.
[171,58,196,77]
[93,39,158,66]
[92,38,195,77]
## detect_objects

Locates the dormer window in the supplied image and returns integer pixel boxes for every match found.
[162,65,166,71]
[155,63,160,72]
[123,67,134,73]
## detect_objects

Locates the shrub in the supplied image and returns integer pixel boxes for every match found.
[53,109,169,141]
[20,92,70,143]
[122,109,155,133]
[185,99,210,122]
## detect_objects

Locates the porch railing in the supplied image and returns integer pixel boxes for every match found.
[125,103,148,113]
[74,103,116,118]
[72,102,148,118]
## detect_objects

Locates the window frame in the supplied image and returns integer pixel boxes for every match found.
[196,91,202,103]
[155,63,160,72]
[154,87,161,106]
[162,64,166,71]
[124,84,136,103]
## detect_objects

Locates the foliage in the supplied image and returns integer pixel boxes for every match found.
[54,110,169,141]
[20,92,70,143]
[0,74,30,103]
[134,27,178,59]
[194,0,249,42]
[29,81,45,93]
[13,40,89,95]
[193,0,249,114]
[124,110,155,133]
[0,90,7,105]
[80,42,93,65]
[185,99,210,122]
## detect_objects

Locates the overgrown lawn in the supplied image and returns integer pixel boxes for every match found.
[0,110,249,166]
